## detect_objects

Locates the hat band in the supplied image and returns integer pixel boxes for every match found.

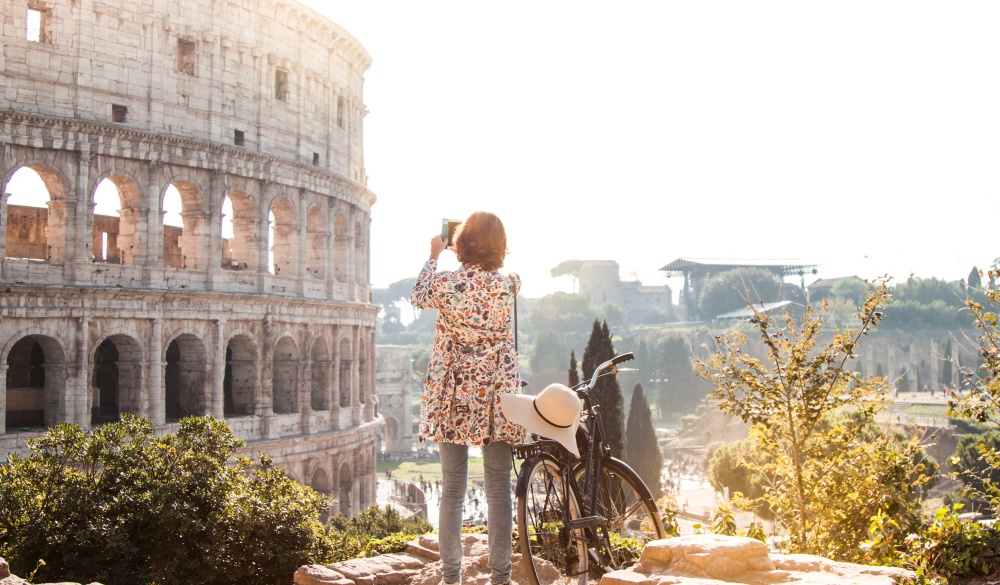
[533,400,573,429]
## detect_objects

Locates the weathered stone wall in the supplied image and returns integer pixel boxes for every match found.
[1,0,380,516]
[375,345,415,454]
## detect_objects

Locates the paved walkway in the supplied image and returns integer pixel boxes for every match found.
[376,463,748,535]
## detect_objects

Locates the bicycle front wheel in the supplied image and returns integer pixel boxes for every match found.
[517,455,587,585]
[576,458,667,573]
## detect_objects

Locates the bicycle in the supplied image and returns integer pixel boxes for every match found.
[513,352,667,585]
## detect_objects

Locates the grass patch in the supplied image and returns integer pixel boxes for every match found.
[377,457,485,484]
[902,404,950,417]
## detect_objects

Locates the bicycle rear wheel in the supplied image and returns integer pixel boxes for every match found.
[517,455,587,585]
[576,458,666,575]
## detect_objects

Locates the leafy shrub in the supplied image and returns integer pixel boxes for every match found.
[0,414,333,585]
[867,505,1000,582]
[325,505,432,563]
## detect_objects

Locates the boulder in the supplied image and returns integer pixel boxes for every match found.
[297,534,915,585]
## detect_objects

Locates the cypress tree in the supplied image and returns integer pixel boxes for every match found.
[568,350,580,387]
[624,382,663,499]
[582,319,625,459]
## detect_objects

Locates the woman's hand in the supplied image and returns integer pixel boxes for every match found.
[429,234,448,260]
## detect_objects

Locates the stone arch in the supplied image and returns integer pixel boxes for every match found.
[272,335,299,414]
[305,203,327,279]
[91,171,144,265]
[224,333,258,417]
[312,465,332,492]
[4,333,67,431]
[333,212,349,282]
[268,195,297,276]
[338,459,353,516]
[354,218,364,285]
[164,332,209,421]
[91,333,144,424]
[3,163,69,262]
[358,336,368,407]
[162,178,208,270]
[338,337,352,408]
[222,189,256,271]
[383,416,399,444]
[310,336,331,411]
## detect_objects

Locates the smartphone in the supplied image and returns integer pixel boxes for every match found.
[441,218,461,247]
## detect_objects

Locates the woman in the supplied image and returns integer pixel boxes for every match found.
[410,211,526,585]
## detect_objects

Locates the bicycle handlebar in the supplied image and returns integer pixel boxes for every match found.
[585,352,634,391]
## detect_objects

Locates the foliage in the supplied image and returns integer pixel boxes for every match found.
[0,415,333,585]
[697,267,783,320]
[950,430,1000,513]
[531,329,570,373]
[624,383,663,499]
[696,278,936,560]
[706,439,773,520]
[325,505,432,563]
[648,335,711,419]
[881,276,970,331]
[529,292,597,347]
[828,276,874,305]
[582,319,625,459]
[949,260,1000,516]
[568,350,580,387]
[866,504,1000,582]
[551,260,586,278]
[656,495,681,537]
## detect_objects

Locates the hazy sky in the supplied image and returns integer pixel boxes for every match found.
[306,1,1000,298]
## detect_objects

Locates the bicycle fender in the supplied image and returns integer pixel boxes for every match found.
[514,457,539,498]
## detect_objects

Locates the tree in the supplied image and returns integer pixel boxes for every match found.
[950,260,1000,515]
[696,278,935,559]
[706,439,773,519]
[624,383,662,499]
[531,329,569,373]
[568,350,580,387]
[0,415,332,585]
[654,336,709,418]
[698,267,783,319]
[582,319,625,459]
[969,266,983,291]
[529,292,597,345]
[829,276,873,306]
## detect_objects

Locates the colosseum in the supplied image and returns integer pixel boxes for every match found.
[0,0,380,516]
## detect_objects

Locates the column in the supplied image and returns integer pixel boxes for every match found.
[0,364,7,435]
[206,170,224,290]
[149,318,165,425]
[213,319,226,418]
[73,316,91,428]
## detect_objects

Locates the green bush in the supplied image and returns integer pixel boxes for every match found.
[0,414,333,585]
[325,505,432,563]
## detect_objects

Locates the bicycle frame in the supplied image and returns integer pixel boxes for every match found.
[514,352,640,575]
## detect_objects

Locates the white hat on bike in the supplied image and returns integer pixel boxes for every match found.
[500,383,581,457]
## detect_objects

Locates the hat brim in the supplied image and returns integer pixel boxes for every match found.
[499,393,580,458]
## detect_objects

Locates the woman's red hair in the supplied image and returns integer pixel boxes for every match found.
[455,211,507,271]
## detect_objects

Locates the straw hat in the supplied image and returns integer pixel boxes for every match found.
[500,383,581,457]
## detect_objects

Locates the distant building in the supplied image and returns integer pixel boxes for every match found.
[375,346,414,455]
[660,258,817,321]
[578,261,673,325]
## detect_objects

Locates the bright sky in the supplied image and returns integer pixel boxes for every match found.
[313,0,1000,298]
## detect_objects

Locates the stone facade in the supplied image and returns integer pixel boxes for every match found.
[375,345,414,455]
[1,0,379,517]
[578,260,673,324]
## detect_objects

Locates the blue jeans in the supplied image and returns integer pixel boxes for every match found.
[438,441,513,584]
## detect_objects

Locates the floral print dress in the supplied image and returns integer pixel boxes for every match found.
[410,259,527,446]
